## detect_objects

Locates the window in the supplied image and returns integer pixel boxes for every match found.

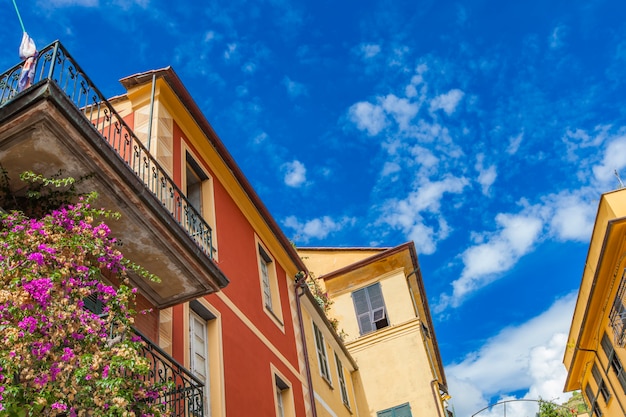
[83,292,105,317]
[313,323,331,383]
[186,152,208,214]
[377,403,412,417]
[190,309,211,416]
[183,151,216,257]
[352,282,389,335]
[610,271,626,347]
[592,363,611,403]
[259,245,274,310]
[274,374,294,417]
[585,383,603,417]
[335,353,350,408]
[256,239,283,326]
[276,383,285,417]
[601,332,626,394]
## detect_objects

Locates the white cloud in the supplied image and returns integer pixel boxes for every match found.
[348,93,421,136]
[252,132,268,145]
[224,43,238,60]
[44,0,98,5]
[507,132,523,155]
[283,76,308,98]
[430,89,464,115]
[562,125,610,162]
[379,176,468,255]
[439,212,543,310]
[475,154,497,196]
[381,95,419,131]
[242,62,257,74]
[381,161,401,177]
[282,160,307,187]
[359,43,381,59]
[446,293,576,417]
[284,215,355,242]
[549,25,566,50]
[545,192,596,242]
[405,65,427,98]
[592,134,626,183]
[348,101,387,136]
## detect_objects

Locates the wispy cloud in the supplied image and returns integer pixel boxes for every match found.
[359,43,382,59]
[284,215,356,242]
[475,154,497,196]
[437,186,596,311]
[42,0,99,6]
[429,89,464,115]
[282,160,307,187]
[507,132,523,155]
[446,293,576,417]
[437,211,543,310]
[348,101,388,136]
[592,134,626,183]
[378,176,468,254]
[283,77,308,98]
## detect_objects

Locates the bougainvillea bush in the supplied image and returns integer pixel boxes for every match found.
[0,172,166,416]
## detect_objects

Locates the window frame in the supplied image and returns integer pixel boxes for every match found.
[592,362,611,404]
[313,322,332,385]
[183,300,224,417]
[335,352,350,409]
[273,371,294,417]
[609,269,626,347]
[256,238,284,327]
[352,282,390,336]
[601,332,626,395]
[181,148,218,258]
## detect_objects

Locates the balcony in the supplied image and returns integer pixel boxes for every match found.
[133,328,205,416]
[0,41,229,308]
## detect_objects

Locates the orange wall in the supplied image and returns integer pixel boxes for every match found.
[169,120,305,416]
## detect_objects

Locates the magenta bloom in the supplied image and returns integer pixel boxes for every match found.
[26,252,44,266]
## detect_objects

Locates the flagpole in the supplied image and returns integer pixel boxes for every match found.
[12,0,26,33]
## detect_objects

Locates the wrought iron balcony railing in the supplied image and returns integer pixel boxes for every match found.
[0,41,215,258]
[133,328,205,416]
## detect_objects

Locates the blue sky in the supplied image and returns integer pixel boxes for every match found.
[4,0,626,415]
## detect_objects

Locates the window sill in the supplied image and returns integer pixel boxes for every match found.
[322,375,333,389]
[264,306,285,329]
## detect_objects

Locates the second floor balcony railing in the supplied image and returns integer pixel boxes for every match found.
[0,41,215,258]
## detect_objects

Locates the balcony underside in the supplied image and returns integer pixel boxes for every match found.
[0,81,228,308]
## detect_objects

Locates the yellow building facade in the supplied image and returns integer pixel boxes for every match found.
[299,243,450,417]
[564,188,626,416]
[298,282,365,417]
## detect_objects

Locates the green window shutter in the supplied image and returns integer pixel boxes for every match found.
[377,403,412,417]
[394,403,412,417]
[84,293,103,316]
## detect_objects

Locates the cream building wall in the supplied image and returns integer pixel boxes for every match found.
[299,245,449,417]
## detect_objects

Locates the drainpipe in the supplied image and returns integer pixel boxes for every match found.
[576,347,626,416]
[407,268,447,417]
[294,272,319,417]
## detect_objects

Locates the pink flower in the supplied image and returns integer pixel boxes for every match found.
[27,252,45,266]
[51,402,67,412]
